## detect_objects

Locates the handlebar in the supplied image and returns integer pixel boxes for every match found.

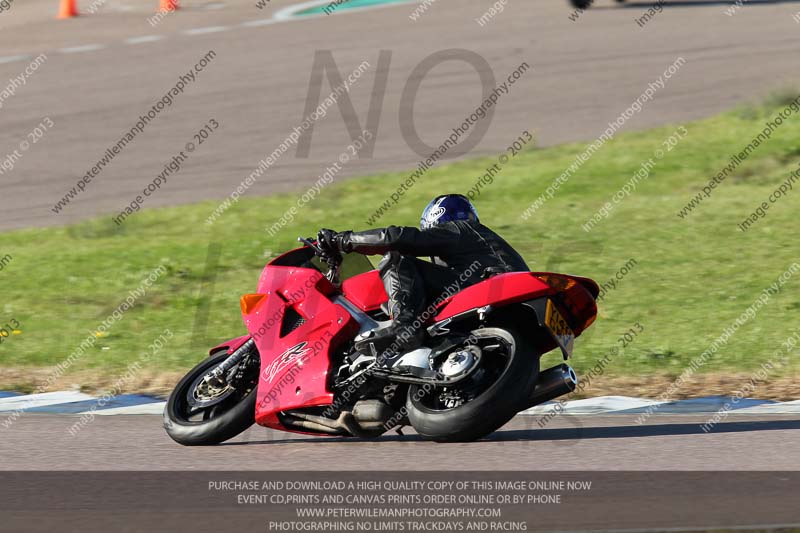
[298,237,341,286]
[298,236,323,255]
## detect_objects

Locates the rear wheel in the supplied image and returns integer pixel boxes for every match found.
[164,349,259,446]
[405,327,538,442]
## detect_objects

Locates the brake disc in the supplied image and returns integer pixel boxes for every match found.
[186,369,235,409]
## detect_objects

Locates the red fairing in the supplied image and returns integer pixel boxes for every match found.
[341,270,388,311]
[225,244,600,436]
[434,272,554,321]
[209,335,252,356]
[243,265,358,430]
[167,239,607,445]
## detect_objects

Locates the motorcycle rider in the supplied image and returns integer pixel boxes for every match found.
[317,194,529,367]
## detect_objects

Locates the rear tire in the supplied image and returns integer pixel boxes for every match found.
[406,327,538,442]
[164,351,258,446]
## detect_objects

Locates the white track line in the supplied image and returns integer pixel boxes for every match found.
[3,391,798,416]
[523,396,668,416]
[87,402,166,416]
[59,44,106,54]
[272,0,329,20]
[125,35,165,45]
[4,0,406,63]
[735,399,800,414]
[240,18,280,27]
[0,55,31,65]
[0,391,95,412]
[272,0,416,20]
[183,26,229,35]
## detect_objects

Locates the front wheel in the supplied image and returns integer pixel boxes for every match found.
[405,327,538,442]
[164,349,259,446]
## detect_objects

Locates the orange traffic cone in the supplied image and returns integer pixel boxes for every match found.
[57,0,78,18]
[159,0,179,12]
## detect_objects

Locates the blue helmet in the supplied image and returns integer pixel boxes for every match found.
[420,194,479,230]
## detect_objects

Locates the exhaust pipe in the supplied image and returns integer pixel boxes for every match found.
[281,400,394,438]
[528,364,578,407]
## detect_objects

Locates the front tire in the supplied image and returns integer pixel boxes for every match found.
[164,350,258,446]
[406,327,538,442]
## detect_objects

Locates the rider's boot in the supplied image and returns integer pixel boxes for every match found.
[354,252,425,368]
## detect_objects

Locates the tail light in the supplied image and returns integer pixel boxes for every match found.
[535,274,597,335]
[536,274,577,291]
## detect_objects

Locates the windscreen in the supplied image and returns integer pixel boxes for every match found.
[269,246,375,282]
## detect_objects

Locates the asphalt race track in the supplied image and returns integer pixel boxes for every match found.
[4,413,800,530]
[3,0,800,230]
[4,1,800,530]
[4,412,800,470]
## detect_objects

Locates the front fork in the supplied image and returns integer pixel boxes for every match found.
[207,338,256,385]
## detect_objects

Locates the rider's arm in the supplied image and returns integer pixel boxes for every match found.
[341,224,461,256]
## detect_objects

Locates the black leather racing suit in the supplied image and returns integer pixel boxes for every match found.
[339,220,529,331]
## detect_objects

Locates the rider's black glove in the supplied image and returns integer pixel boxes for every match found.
[316,228,345,264]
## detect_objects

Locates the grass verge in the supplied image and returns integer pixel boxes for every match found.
[1,98,799,396]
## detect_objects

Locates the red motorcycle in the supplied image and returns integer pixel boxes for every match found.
[164,238,599,445]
